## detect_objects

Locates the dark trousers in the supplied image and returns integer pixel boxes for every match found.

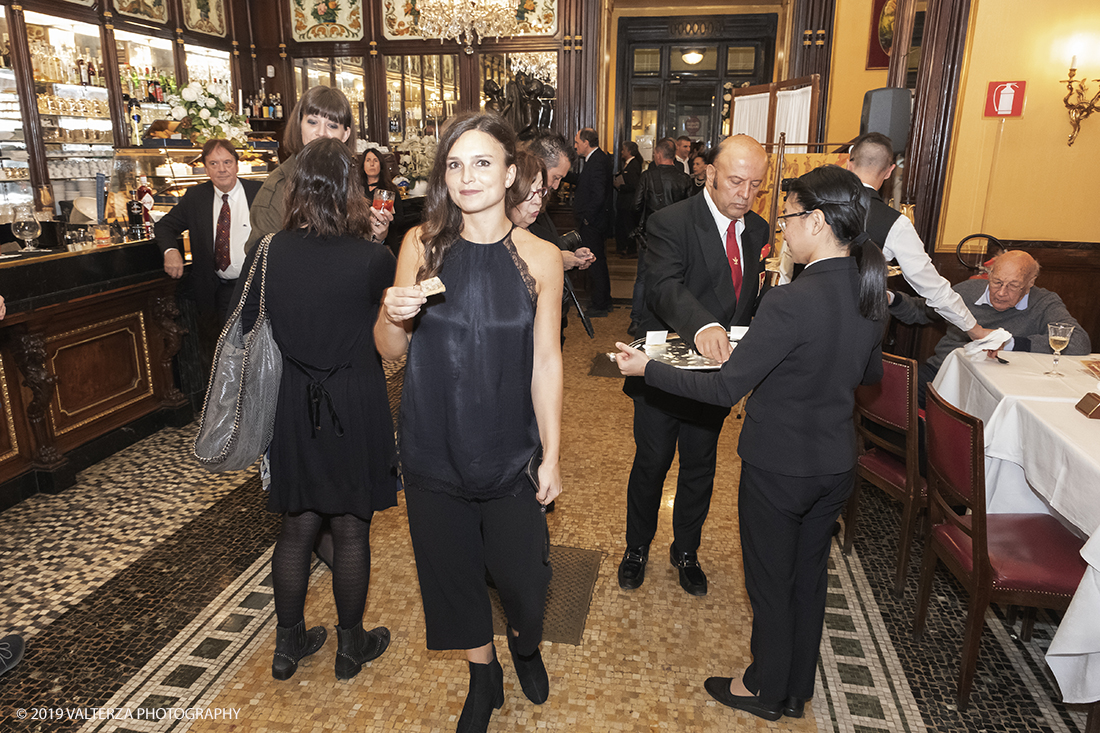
[196,278,239,373]
[404,485,551,655]
[624,399,726,553]
[738,461,856,705]
[630,241,648,328]
[615,206,638,255]
[579,222,612,311]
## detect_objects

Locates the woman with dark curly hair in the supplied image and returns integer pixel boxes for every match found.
[242,137,398,683]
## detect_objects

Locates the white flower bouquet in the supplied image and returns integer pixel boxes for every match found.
[166,81,251,148]
[395,133,438,184]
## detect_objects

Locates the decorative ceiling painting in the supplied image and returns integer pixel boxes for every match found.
[382,0,557,41]
[291,0,365,42]
[182,0,228,37]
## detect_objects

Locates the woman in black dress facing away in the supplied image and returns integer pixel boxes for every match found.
[242,137,397,682]
[375,113,563,733]
[616,165,887,722]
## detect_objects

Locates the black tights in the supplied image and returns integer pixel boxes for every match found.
[272,511,373,630]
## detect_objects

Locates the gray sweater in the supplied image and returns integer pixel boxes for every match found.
[889,278,1091,372]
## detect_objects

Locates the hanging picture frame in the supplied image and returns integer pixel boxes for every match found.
[115,0,169,25]
[866,0,894,70]
[290,0,365,42]
[182,0,228,37]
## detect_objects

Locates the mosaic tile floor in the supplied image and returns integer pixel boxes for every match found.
[0,291,1093,732]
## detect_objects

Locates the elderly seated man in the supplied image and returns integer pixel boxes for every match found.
[889,250,1091,406]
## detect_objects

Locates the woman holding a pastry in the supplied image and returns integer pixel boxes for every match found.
[375,113,563,733]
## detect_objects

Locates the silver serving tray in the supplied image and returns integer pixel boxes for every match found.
[628,333,738,371]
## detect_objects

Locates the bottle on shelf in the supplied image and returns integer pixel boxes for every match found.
[274,93,283,119]
[129,99,143,147]
[87,58,98,88]
[77,55,88,86]
[1,34,10,70]
[136,175,154,236]
[127,189,145,240]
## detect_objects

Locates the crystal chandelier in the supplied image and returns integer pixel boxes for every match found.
[509,52,557,85]
[417,0,520,55]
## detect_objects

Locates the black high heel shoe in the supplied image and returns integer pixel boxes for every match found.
[456,651,504,733]
[507,626,549,704]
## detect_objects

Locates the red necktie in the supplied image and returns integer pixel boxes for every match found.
[215,193,231,272]
[726,220,742,301]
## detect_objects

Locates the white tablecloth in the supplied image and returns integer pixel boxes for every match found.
[932,350,1100,703]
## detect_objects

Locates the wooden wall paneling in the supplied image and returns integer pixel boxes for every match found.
[6,4,48,206]
[0,351,31,482]
[99,14,129,148]
[902,0,971,246]
[887,0,917,89]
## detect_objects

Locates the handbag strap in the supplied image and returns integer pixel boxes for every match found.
[220,233,276,335]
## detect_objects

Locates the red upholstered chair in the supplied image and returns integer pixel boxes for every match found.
[842,353,925,597]
[913,385,1088,711]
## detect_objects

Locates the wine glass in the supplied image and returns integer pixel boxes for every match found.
[1044,322,1075,377]
[11,203,41,252]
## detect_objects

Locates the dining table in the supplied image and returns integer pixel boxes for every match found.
[932,349,1100,705]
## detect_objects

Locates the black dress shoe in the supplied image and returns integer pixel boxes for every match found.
[670,546,708,596]
[703,677,782,721]
[617,545,649,590]
[783,696,807,718]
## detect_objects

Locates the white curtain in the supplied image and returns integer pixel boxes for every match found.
[774,86,813,153]
[730,92,770,144]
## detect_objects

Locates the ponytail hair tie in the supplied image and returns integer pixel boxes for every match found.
[851,232,870,247]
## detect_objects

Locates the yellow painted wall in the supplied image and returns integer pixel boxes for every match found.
[938,0,1100,246]
[825,0,888,144]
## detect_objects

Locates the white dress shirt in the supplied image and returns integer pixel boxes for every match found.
[867,184,976,332]
[694,187,744,342]
[211,179,251,280]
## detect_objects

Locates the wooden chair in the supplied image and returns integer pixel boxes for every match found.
[913,384,1088,710]
[842,352,925,597]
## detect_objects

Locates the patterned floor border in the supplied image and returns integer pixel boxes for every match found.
[76,548,324,733]
[814,541,924,733]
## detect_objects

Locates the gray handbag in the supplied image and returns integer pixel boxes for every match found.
[194,233,282,472]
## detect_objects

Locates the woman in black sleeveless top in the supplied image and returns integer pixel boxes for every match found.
[375,114,563,733]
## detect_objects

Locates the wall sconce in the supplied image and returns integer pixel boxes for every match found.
[1063,56,1100,146]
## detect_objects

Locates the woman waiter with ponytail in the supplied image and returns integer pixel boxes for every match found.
[615,164,888,723]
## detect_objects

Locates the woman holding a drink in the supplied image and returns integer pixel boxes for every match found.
[362,147,405,255]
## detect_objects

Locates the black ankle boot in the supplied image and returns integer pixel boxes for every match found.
[507,626,548,704]
[335,625,390,680]
[456,653,504,733]
[272,619,326,680]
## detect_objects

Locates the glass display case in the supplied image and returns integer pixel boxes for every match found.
[184,44,232,87]
[385,53,458,143]
[24,11,113,207]
[114,29,177,141]
[107,145,277,221]
[0,8,31,207]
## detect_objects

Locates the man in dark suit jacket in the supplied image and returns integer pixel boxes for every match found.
[613,140,642,257]
[566,127,614,315]
[618,135,770,597]
[156,141,263,318]
[155,139,263,354]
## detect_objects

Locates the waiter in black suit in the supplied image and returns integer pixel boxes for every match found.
[566,127,613,315]
[616,165,887,722]
[155,139,263,345]
[618,134,769,597]
[613,140,642,257]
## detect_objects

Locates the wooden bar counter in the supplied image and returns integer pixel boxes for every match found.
[0,240,190,509]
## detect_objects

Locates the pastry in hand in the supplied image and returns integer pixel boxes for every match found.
[418,276,446,296]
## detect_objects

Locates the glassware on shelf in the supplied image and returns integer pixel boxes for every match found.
[12,203,42,251]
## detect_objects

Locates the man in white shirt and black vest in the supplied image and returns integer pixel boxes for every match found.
[846,132,991,341]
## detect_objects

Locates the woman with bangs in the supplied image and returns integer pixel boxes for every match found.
[241,137,398,683]
[247,86,392,250]
[375,113,563,733]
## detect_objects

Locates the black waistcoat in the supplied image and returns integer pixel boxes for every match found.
[865,189,901,251]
